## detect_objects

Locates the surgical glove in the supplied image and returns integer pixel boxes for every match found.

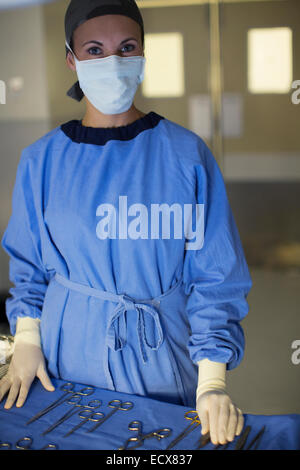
[0,317,54,409]
[13,316,42,349]
[196,359,244,445]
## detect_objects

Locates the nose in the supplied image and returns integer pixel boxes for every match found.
[102,50,124,59]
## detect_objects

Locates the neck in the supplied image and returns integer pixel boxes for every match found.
[81,102,146,128]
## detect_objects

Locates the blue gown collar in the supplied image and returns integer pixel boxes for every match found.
[60,111,165,145]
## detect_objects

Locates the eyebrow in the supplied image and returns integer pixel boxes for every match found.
[81,37,138,47]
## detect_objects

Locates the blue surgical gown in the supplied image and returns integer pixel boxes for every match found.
[1,111,252,408]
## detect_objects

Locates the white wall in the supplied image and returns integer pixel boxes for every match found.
[0,5,50,121]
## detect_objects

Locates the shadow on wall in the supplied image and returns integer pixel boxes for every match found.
[227,182,300,273]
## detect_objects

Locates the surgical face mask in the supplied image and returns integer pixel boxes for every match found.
[66,42,146,115]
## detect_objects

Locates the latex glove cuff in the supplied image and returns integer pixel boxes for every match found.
[14,317,42,349]
[196,358,226,400]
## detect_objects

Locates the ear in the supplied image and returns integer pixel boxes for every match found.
[66,51,76,72]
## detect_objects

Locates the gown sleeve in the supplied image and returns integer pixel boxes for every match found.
[1,150,50,336]
[182,139,253,370]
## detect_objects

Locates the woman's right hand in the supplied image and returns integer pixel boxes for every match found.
[0,342,55,409]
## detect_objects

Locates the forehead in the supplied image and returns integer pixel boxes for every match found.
[73,14,140,42]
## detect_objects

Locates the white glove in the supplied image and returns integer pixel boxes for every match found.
[196,359,244,445]
[13,316,42,349]
[0,317,55,409]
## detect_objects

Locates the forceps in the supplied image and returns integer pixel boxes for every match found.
[41,396,102,436]
[166,410,201,450]
[86,399,134,433]
[184,411,212,450]
[118,420,172,450]
[63,409,106,437]
[234,425,265,450]
[195,431,212,449]
[234,425,251,450]
[245,425,265,450]
[15,437,58,450]
[196,423,265,451]
[26,382,94,425]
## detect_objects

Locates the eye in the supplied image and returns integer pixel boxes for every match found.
[87,44,136,56]
[88,46,102,55]
[121,44,135,53]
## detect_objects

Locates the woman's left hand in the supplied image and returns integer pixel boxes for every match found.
[196,390,244,445]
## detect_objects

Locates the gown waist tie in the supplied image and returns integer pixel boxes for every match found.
[54,272,184,390]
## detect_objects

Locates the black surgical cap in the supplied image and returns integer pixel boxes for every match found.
[65,0,145,102]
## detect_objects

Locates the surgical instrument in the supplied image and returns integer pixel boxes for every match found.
[213,441,230,450]
[86,399,134,434]
[166,410,200,450]
[234,425,251,450]
[195,431,211,449]
[15,437,58,450]
[245,426,266,450]
[63,409,106,438]
[0,441,12,449]
[41,397,101,436]
[196,432,232,450]
[118,420,172,450]
[26,382,94,425]
[196,424,264,450]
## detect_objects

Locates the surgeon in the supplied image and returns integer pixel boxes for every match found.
[0,0,252,446]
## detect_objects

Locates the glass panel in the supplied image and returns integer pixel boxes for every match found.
[248,27,293,93]
[142,32,185,97]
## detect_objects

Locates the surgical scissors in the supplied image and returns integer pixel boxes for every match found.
[166,410,201,450]
[63,408,106,438]
[86,399,134,433]
[118,420,172,450]
[15,437,58,450]
[41,396,102,436]
[26,382,94,425]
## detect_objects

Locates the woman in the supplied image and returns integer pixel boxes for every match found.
[0,0,252,446]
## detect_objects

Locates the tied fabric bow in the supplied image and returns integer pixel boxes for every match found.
[106,294,164,364]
